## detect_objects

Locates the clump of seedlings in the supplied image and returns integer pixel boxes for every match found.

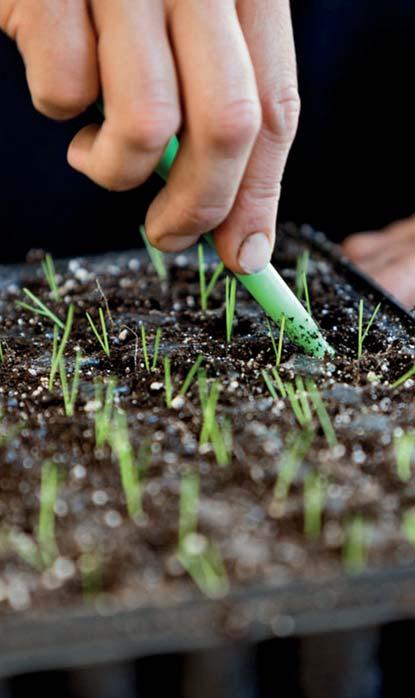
[17,288,64,329]
[140,325,162,371]
[59,349,82,418]
[41,253,61,301]
[86,307,111,357]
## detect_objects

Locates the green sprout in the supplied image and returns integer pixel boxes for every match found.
[152,327,162,370]
[391,364,415,390]
[343,516,369,574]
[266,314,286,368]
[262,368,287,400]
[41,253,60,301]
[164,356,173,408]
[198,373,230,466]
[198,243,224,312]
[79,552,102,599]
[140,224,167,282]
[140,325,162,371]
[59,350,82,418]
[357,300,381,359]
[225,276,237,343]
[274,430,314,501]
[49,304,74,390]
[296,249,310,299]
[111,410,142,519]
[305,378,338,448]
[285,381,312,428]
[402,508,415,547]
[94,378,117,449]
[177,470,229,598]
[141,324,150,371]
[179,355,205,397]
[304,471,327,539]
[17,288,64,329]
[0,528,40,570]
[262,369,278,400]
[37,461,59,567]
[394,429,415,482]
[86,307,110,357]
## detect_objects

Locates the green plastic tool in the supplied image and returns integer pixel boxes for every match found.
[156,136,334,358]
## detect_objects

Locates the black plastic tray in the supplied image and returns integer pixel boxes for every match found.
[1,227,415,679]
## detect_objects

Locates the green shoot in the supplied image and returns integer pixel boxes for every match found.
[141,324,150,372]
[152,327,162,370]
[343,516,369,574]
[262,370,278,400]
[59,349,82,417]
[285,381,312,428]
[394,429,415,482]
[198,376,230,466]
[402,508,415,547]
[198,243,224,311]
[296,249,310,299]
[274,430,314,501]
[295,376,313,423]
[357,300,381,359]
[17,288,64,329]
[177,470,229,598]
[94,378,117,449]
[49,305,74,390]
[79,552,102,599]
[86,307,110,357]
[140,224,167,281]
[266,314,286,368]
[179,355,204,397]
[0,342,4,364]
[164,356,173,408]
[37,461,59,567]
[1,528,40,570]
[225,276,237,343]
[272,368,287,399]
[41,253,60,301]
[305,378,337,448]
[111,410,141,519]
[304,471,327,539]
[391,364,415,390]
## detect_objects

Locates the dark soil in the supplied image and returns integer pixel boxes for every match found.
[1,225,415,616]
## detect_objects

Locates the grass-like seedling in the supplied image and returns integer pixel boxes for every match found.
[296,249,310,299]
[37,461,59,567]
[59,350,82,417]
[304,471,327,539]
[94,378,117,449]
[177,470,229,598]
[198,243,224,312]
[343,515,369,574]
[164,356,173,408]
[394,429,415,482]
[402,508,415,547]
[111,410,141,519]
[17,288,64,329]
[1,528,40,570]
[285,381,312,428]
[198,373,230,466]
[305,378,338,448]
[391,364,415,390]
[79,552,102,599]
[274,429,315,501]
[140,325,162,371]
[140,224,167,282]
[41,253,60,302]
[86,307,110,357]
[262,368,287,400]
[266,315,286,368]
[225,276,237,343]
[49,304,74,390]
[179,355,204,397]
[357,299,381,359]
[141,324,150,371]
[152,327,162,370]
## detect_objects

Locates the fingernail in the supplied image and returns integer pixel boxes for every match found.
[237,232,271,274]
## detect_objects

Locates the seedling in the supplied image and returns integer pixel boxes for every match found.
[164,356,173,408]
[140,224,167,282]
[111,410,141,519]
[140,325,162,371]
[391,364,415,390]
[296,249,310,299]
[164,355,205,406]
[94,378,117,448]
[285,381,312,428]
[17,288,64,329]
[41,253,60,301]
[59,349,82,417]
[305,378,337,448]
[225,276,237,343]
[1,528,39,569]
[177,470,229,598]
[86,307,110,357]
[343,515,369,574]
[262,369,278,400]
[357,300,381,359]
[198,374,230,466]
[274,430,314,501]
[262,368,287,400]
[49,304,74,390]
[179,355,204,397]
[141,324,150,371]
[79,552,102,599]
[152,327,162,370]
[402,508,415,547]
[37,461,59,567]
[394,428,415,482]
[198,243,224,312]
[266,314,286,368]
[304,471,327,539]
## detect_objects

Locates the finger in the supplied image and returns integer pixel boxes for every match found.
[2,0,99,120]
[145,0,261,255]
[343,216,415,261]
[212,0,300,273]
[68,0,180,191]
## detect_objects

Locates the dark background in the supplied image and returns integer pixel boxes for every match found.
[0,0,414,262]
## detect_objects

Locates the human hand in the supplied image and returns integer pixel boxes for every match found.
[1,0,300,274]
[342,215,415,307]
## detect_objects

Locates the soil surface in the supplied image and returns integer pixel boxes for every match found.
[1,225,415,616]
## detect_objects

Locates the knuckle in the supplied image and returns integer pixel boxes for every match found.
[31,80,96,120]
[116,102,180,152]
[262,83,301,145]
[204,98,262,154]
[181,198,232,232]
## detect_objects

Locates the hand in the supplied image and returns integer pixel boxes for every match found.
[1,0,300,274]
[342,215,415,307]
